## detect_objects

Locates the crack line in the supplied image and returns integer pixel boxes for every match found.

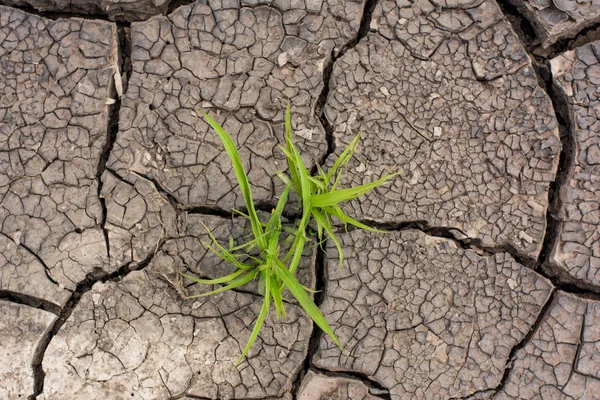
[97,23,131,266]
[0,290,61,315]
[292,0,382,398]
[452,290,557,400]
[29,18,138,400]
[30,242,166,399]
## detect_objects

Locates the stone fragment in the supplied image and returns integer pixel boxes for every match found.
[0,0,171,21]
[490,292,600,399]
[0,7,118,299]
[550,42,600,289]
[297,370,381,400]
[0,300,57,400]
[314,229,554,399]
[107,0,366,210]
[41,235,314,399]
[326,0,561,259]
[506,0,600,47]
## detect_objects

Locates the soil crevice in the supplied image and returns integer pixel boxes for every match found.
[30,244,165,399]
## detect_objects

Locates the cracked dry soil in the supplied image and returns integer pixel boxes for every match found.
[2,0,600,399]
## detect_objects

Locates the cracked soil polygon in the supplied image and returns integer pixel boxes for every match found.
[485,291,600,399]
[549,41,600,290]
[101,170,179,268]
[313,229,554,399]
[296,370,382,400]
[325,0,561,260]
[506,0,600,47]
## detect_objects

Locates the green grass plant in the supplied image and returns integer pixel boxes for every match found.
[182,106,397,365]
[279,104,398,269]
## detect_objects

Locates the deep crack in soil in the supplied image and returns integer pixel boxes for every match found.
[30,246,165,399]
[97,23,131,260]
[442,4,600,398]
[0,3,112,20]
[496,0,600,59]
[314,0,379,169]
[290,242,328,399]
[292,0,385,395]
[28,22,141,399]
[535,64,600,294]
[0,290,61,316]
[498,0,600,295]
[0,0,196,21]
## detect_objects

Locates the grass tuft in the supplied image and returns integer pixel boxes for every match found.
[182,106,398,364]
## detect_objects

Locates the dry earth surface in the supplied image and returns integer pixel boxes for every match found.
[1,0,600,399]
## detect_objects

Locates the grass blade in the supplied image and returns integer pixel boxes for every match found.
[312,209,343,267]
[201,111,265,249]
[284,104,301,192]
[287,229,306,275]
[327,132,361,181]
[316,164,328,181]
[325,205,387,233]
[236,270,271,366]
[234,209,269,232]
[310,173,398,208]
[281,141,313,270]
[308,174,327,191]
[181,269,246,285]
[199,220,253,270]
[283,208,310,269]
[226,239,259,253]
[291,144,313,217]
[203,242,253,271]
[266,182,291,252]
[274,260,343,351]
[186,270,258,299]
[270,273,286,319]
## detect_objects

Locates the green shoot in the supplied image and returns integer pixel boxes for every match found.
[281,103,398,267]
[237,269,271,365]
[181,106,397,365]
